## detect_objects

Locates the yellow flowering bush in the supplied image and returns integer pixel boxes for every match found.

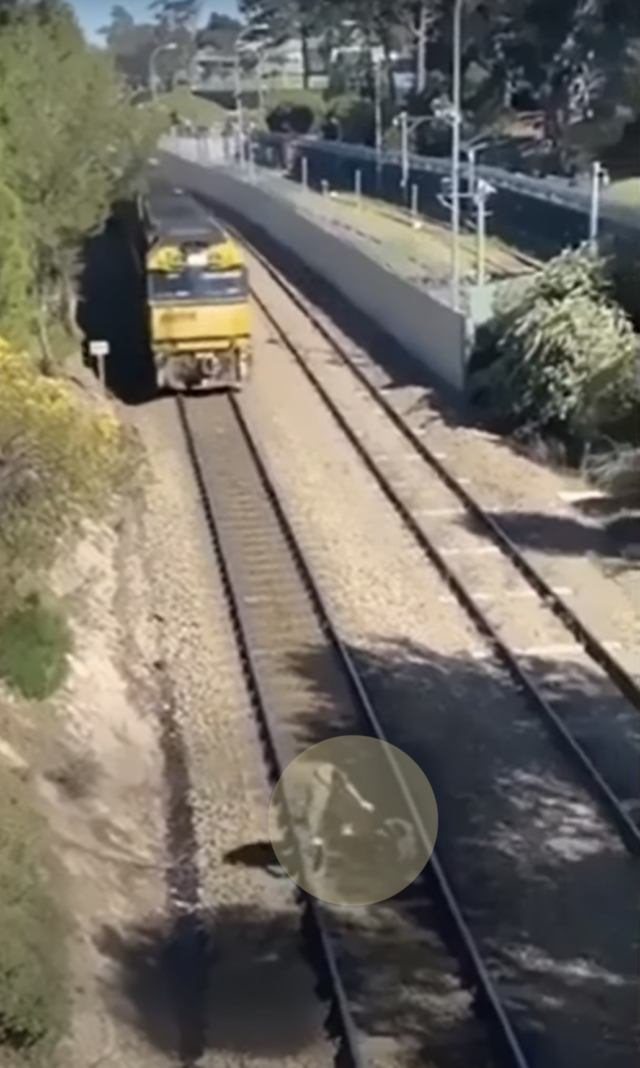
[0,342,131,582]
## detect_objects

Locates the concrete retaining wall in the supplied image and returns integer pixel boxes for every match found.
[158,151,467,393]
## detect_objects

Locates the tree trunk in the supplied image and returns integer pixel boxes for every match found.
[416,1,428,95]
[60,270,81,341]
[35,296,54,375]
[300,27,310,89]
[382,41,396,106]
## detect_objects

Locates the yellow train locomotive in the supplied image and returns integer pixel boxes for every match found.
[141,184,252,392]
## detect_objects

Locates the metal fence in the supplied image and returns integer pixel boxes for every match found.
[249,131,639,262]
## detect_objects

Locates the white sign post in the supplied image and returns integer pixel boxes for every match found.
[88,339,110,393]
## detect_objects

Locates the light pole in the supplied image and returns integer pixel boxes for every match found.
[234,24,268,164]
[373,50,398,185]
[393,109,413,196]
[374,55,383,162]
[450,0,464,312]
[399,110,409,192]
[589,160,609,253]
[149,42,178,101]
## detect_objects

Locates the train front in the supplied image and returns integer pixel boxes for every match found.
[145,232,252,393]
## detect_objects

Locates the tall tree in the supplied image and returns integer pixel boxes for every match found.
[0,0,165,362]
[238,0,345,86]
[196,11,242,52]
[147,0,200,85]
[100,5,160,87]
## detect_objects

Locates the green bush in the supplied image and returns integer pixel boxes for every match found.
[0,766,68,1053]
[588,446,640,502]
[469,246,639,446]
[266,101,316,134]
[265,89,325,134]
[609,247,640,331]
[0,595,72,701]
[323,94,375,144]
[0,2,167,367]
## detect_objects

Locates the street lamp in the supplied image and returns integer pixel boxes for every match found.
[234,23,268,161]
[374,53,383,163]
[149,42,178,100]
[373,49,399,174]
[450,0,464,312]
[589,160,609,253]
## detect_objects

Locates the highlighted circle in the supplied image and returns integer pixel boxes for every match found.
[268,736,438,906]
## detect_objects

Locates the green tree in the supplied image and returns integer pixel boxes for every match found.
[99,4,160,88]
[196,10,242,52]
[0,0,166,365]
[0,177,35,345]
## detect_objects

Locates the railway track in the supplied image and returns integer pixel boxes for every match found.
[176,390,527,1068]
[233,237,640,859]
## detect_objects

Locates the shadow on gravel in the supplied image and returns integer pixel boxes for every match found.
[456,507,640,565]
[283,637,637,1068]
[95,900,489,1068]
[92,636,637,1067]
[96,907,332,1061]
[76,210,156,405]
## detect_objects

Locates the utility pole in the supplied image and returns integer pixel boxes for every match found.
[589,160,608,253]
[414,0,428,95]
[374,55,383,161]
[149,42,178,100]
[450,0,464,312]
[475,178,495,287]
[234,23,268,167]
[466,145,476,198]
[400,110,409,195]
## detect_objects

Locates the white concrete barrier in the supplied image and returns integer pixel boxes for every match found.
[158,149,468,394]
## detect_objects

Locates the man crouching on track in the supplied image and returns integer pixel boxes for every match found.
[269,755,422,903]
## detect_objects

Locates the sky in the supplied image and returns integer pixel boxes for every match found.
[70,0,241,43]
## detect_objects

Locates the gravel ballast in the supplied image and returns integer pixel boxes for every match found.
[241,294,637,1068]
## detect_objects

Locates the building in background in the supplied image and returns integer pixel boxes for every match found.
[193,31,412,95]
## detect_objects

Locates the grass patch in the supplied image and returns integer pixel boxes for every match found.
[603,176,640,208]
[158,86,230,125]
[326,190,538,279]
[0,596,72,701]
[0,763,69,1057]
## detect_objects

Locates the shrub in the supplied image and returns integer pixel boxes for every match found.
[587,446,640,502]
[266,101,316,134]
[323,94,375,144]
[609,247,640,331]
[469,247,639,446]
[265,89,325,135]
[0,594,72,701]
[0,3,167,367]
[0,341,131,585]
[0,178,35,346]
[0,765,68,1052]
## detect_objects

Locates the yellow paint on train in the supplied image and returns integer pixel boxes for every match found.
[149,302,251,348]
[141,184,253,393]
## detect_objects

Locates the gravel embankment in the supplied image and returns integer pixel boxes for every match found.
[242,304,637,1068]
[128,397,335,1068]
[246,254,640,814]
[42,515,171,1068]
[247,250,640,666]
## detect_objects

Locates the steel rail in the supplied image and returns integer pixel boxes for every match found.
[245,277,640,858]
[247,237,640,718]
[176,393,367,1068]
[177,390,533,1068]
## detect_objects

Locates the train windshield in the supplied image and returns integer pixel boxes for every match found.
[149,268,247,302]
